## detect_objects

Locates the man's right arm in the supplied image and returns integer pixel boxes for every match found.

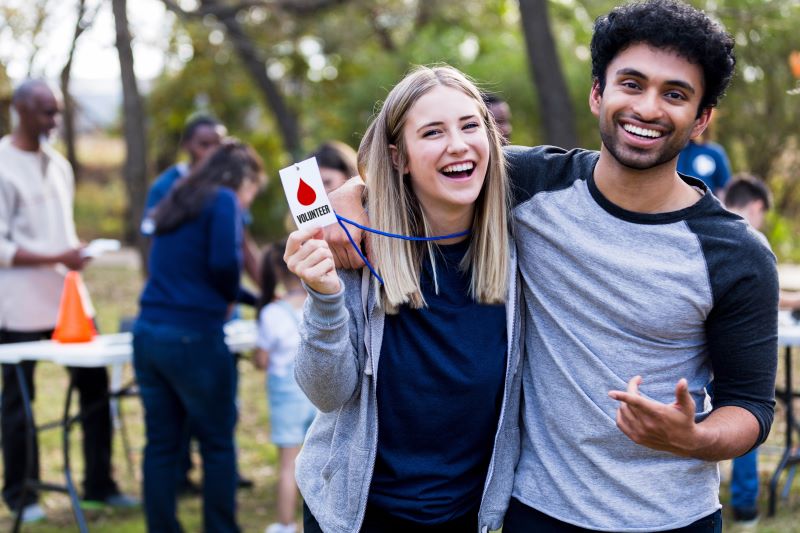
[325,176,368,269]
[324,148,544,269]
[0,179,88,271]
[325,145,588,269]
[505,145,596,206]
[11,247,89,270]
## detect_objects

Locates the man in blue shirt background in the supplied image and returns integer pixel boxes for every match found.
[142,115,227,233]
[677,124,732,196]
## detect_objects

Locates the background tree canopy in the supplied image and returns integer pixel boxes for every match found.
[2,0,799,257]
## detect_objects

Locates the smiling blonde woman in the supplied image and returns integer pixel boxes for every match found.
[283,65,522,533]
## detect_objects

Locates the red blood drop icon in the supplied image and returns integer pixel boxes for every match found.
[297,178,316,206]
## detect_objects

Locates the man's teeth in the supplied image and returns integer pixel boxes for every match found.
[441,162,474,173]
[623,124,663,138]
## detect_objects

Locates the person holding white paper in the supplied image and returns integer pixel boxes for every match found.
[0,79,137,523]
[284,65,522,532]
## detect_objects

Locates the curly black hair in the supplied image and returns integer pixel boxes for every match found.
[590,0,735,115]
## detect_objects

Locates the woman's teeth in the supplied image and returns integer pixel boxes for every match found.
[441,162,475,174]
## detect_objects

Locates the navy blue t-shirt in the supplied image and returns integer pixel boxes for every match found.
[368,239,507,524]
[139,187,243,330]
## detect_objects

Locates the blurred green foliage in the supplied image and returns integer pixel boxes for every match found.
[74,179,127,240]
[142,0,800,257]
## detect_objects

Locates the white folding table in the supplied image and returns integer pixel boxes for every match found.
[769,314,800,515]
[0,320,256,532]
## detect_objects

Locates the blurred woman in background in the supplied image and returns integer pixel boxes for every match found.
[309,140,358,193]
[133,141,265,533]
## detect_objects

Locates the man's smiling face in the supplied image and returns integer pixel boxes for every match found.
[590,43,710,172]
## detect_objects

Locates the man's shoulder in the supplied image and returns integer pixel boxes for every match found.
[686,202,777,288]
[693,211,778,328]
[504,144,599,168]
[0,138,72,183]
[504,145,599,203]
[42,141,68,161]
[146,165,184,209]
[151,165,184,190]
[0,135,14,155]
[46,146,74,181]
[0,136,28,166]
[690,200,768,248]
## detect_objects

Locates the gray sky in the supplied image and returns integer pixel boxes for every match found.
[1,0,171,81]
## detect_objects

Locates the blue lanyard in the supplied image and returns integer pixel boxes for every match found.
[334,213,470,285]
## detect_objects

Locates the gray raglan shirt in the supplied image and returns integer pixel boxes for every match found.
[506,146,778,531]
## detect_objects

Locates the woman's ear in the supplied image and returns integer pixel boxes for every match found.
[389,144,407,174]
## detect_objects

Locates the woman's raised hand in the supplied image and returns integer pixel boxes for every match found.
[284,227,341,295]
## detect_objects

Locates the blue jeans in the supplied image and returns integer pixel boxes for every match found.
[133,320,239,533]
[731,448,759,512]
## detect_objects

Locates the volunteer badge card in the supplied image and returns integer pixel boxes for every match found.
[279,157,338,229]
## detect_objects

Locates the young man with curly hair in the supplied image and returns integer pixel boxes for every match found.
[500,2,776,530]
[496,0,778,533]
[326,1,778,531]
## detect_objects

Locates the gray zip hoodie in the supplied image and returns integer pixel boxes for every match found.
[294,243,523,533]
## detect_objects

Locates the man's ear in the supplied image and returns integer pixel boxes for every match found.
[389,144,407,174]
[690,107,713,140]
[589,79,602,117]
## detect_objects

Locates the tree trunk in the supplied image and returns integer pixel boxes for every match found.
[0,63,10,137]
[60,0,87,182]
[214,9,303,159]
[518,0,578,148]
[112,0,149,269]
[24,0,50,77]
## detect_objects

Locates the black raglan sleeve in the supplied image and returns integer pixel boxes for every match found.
[690,216,779,448]
[504,145,600,207]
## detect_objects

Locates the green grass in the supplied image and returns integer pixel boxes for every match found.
[0,259,281,532]
[1,260,799,532]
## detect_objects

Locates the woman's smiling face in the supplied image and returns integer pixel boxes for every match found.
[396,85,490,222]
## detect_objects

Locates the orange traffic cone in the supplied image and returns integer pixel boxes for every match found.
[52,271,97,343]
[790,51,800,80]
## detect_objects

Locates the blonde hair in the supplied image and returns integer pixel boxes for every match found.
[358,65,510,313]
